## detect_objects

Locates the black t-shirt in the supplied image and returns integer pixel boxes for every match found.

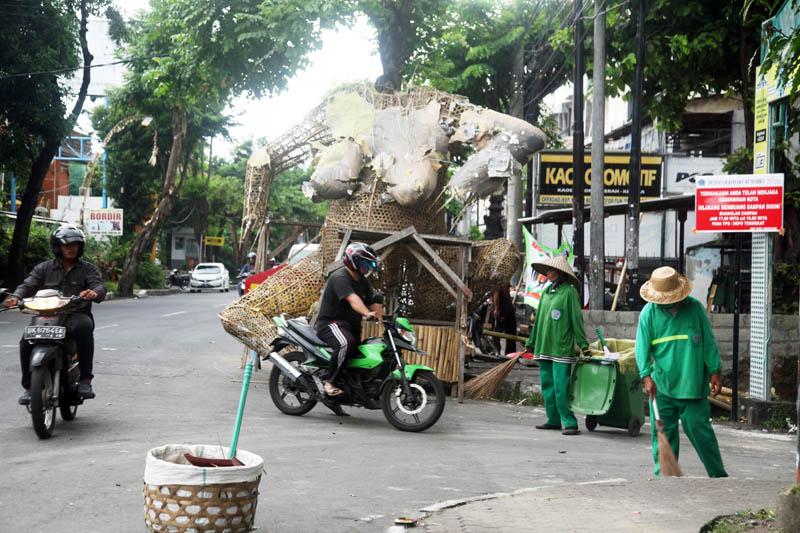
[315,267,376,331]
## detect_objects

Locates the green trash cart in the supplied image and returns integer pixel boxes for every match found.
[568,356,644,437]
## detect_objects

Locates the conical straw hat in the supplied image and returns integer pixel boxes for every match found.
[640,266,692,304]
[530,255,579,288]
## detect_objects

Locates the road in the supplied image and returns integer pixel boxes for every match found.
[0,291,795,532]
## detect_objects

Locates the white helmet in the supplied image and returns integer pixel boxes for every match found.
[247,252,256,260]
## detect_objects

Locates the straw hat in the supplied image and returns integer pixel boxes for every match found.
[640,266,692,304]
[530,255,579,288]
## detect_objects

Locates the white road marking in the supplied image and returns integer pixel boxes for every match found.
[214,303,229,308]
[161,311,186,317]
[2,344,16,348]
[101,347,118,351]
[96,323,119,330]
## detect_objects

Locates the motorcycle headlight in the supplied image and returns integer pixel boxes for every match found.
[399,329,416,345]
[23,296,68,311]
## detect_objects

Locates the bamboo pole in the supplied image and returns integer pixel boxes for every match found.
[482,329,528,344]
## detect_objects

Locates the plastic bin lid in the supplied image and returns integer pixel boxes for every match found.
[568,360,617,415]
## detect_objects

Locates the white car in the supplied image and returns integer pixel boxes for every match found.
[189,263,230,292]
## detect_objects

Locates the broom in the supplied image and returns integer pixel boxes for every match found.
[650,396,683,477]
[464,353,522,400]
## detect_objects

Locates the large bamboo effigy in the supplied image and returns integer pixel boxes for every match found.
[221,83,544,367]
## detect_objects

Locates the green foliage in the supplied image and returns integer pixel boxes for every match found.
[470,225,485,241]
[760,0,800,96]
[83,236,130,282]
[551,0,775,135]
[722,147,754,174]
[701,508,776,533]
[0,0,79,180]
[0,219,51,281]
[267,167,327,253]
[134,260,164,289]
[412,0,569,113]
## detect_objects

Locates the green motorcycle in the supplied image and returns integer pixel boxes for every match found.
[266,315,446,432]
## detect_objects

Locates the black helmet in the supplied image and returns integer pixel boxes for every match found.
[51,225,85,258]
[343,242,379,276]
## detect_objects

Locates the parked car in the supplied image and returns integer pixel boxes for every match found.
[189,263,230,292]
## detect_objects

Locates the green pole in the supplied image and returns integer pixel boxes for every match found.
[228,351,257,459]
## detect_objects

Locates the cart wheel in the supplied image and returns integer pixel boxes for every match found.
[585,415,598,432]
[627,417,641,437]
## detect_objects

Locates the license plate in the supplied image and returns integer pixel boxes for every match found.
[25,326,66,340]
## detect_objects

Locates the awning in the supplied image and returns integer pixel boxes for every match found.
[518,194,695,225]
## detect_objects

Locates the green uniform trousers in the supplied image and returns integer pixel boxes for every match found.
[539,359,577,429]
[649,394,728,478]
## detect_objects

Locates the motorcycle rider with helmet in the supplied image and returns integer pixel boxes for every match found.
[239,252,257,277]
[3,225,106,404]
[314,242,382,397]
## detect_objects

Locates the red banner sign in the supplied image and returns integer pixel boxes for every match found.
[695,174,784,233]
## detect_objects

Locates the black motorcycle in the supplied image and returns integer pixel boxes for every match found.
[1,289,93,439]
[167,269,190,290]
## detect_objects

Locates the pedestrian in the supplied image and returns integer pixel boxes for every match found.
[525,255,590,435]
[491,283,518,354]
[635,266,728,478]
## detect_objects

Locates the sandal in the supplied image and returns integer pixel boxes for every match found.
[324,382,343,397]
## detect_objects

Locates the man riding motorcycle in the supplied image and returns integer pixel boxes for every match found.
[3,225,106,404]
[314,242,382,397]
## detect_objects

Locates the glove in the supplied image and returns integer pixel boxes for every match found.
[579,348,592,362]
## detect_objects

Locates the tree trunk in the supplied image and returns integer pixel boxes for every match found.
[369,0,412,92]
[739,32,756,147]
[229,219,241,266]
[5,0,92,288]
[117,109,188,295]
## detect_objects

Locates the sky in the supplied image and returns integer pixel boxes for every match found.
[74,1,384,159]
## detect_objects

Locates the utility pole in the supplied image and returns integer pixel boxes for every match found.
[507,40,525,254]
[590,0,606,310]
[625,0,646,310]
[572,0,585,300]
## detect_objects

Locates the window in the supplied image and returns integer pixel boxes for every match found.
[174,236,185,250]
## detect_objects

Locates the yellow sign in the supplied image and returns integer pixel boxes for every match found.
[537,151,663,206]
[204,236,225,246]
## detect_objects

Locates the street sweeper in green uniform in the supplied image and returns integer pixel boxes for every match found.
[635,266,728,478]
[525,255,591,436]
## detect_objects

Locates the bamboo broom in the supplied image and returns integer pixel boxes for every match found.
[464,355,520,400]
[650,397,683,477]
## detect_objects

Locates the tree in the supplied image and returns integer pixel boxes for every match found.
[412,0,570,117]
[1,0,110,287]
[550,0,777,144]
[112,0,341,295]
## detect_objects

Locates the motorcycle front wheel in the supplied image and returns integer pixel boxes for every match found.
[381,370,446,432]
[268,351,317,416]
[30,366,57,439]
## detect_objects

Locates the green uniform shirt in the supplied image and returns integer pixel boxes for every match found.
[635,296,722,399]
[525,282,588,363]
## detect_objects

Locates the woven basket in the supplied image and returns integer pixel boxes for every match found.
[143,478,260,532]
[143,445,263,533]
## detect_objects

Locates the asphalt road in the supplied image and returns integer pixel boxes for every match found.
[0,291,795,533]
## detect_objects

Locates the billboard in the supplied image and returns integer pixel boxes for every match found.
[537,151,662,206]
[695,174,784,233]
[84,208,123,236]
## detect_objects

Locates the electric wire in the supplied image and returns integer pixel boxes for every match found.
[0,56,168,81]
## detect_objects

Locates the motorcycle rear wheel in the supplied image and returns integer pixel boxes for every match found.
[30,367,56,439]
[269,351,317,416]
[381,370,446,432]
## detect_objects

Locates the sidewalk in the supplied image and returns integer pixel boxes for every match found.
[412,477,788,532]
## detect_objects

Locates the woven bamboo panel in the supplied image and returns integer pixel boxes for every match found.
[469,239,520,312]
[220,252,323,354]
[362,321,460,383]
[143,477,260,532]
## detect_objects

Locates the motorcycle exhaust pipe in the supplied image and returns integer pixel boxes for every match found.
[268,351,301,382]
